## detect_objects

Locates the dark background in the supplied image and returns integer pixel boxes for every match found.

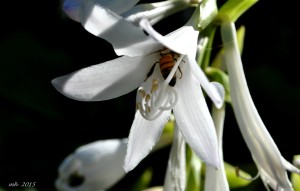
[0,0,299,190]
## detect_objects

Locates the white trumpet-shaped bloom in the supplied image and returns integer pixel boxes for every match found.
[55,139,127,191]
[63,0,190,57]
[221,22,300,191]
[164,124,186,191]
[52,8,225,173]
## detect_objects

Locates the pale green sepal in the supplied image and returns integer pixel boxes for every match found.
[292,155,300,191]
[216,0,258,23]
[205,67,231,103]
[224,162,252,189]
[130,168,153,191]
[186,146,202,191]
[198,0,218,31]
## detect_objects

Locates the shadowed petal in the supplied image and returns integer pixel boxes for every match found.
[52,53,160,101]
[124,110,171,172]
[94,0,140,15]
[173,62,219,169]
[123,0,189,26]
[139,18,199,55]
[187,55,225,109]
[63,0,140,22]
[80,0,162,56]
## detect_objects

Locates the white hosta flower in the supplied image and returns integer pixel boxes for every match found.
[55,139,127,191]
[164,124,186,191]
[52,9,225,173]
[63,0,190,55]
[221,22,300,191]
[204,105,229,191]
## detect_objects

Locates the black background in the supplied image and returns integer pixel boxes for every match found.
[0,0,299,190]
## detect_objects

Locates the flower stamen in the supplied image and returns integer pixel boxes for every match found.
[136,53,185,121]
[137,78,179,121]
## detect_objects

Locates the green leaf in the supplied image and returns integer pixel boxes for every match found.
[130,168,153,191]
[216,0,258,23]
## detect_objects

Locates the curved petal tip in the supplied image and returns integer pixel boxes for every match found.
[210,82,225,109]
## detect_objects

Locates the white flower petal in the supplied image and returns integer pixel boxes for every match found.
[52,53,160,101]
[173,62,219,169]
[94,0,140,15]
[259,168,280,191]
[63,0,140,22]
[124,109,171,172]
[221,22,295,190]
[204,106,229,191]
[188,55,225,108]
[139,18,199,55]
[80,0,161,56]
[123,0,189,26]
[56,139,127,191]
[164,124,186,191]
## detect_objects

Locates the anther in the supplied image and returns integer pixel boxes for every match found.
[136,103,140,110]
[145,94,151,102]
[146,106,151,113]
[151,79,159,93]
[138,88,146,97]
